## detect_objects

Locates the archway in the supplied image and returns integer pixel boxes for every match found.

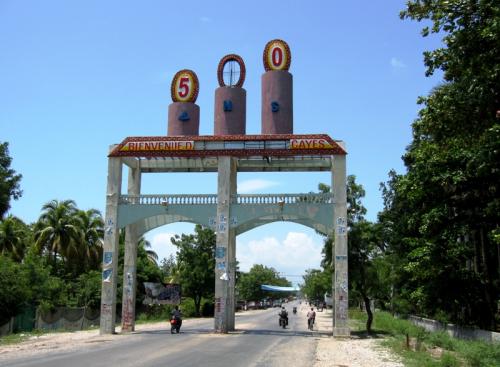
[100,135,348,337]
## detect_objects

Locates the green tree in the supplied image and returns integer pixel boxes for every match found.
[116,229,163,308]
[301,268,331,303]
[138,237,159,265]
[349,220,386,332]
[171,225,215,316]
[21,247,69,311]
[319,175,367,268]
[75,270,102,309]
[160,254,178,283]
[0,215,28,262]
[319,176,387,332]
[76,209,103,272]
[237,264,291,302]
[0,142,22,219]
[0,255,29,325]
[34,199,81,272]
[383,0,500,329]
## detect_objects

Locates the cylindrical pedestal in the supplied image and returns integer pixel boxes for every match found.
[261,71,293,134]
[167,102,200,136]
[214,87,246,135]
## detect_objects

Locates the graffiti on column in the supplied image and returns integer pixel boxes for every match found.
[101,303,112,316]
[338,300,348,320]
[215,297,225,331]
[125,270,134,295]
[209,217,216,229]
[336,216,347,235]
[335,256,348,321]
[122,297,133,327]
[105,218,114,236]
[336,270,348,296]
[102,269,112,282]
[215,246,226,259]
[103,251,113,266]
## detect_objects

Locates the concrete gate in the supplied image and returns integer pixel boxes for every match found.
[100,40,349,337]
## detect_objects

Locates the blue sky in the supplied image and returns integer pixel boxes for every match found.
[0,1,442,284]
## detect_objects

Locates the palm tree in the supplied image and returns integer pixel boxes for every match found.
[0,215,27,261]
[34,199,81,270]
[76,209,104,271]
[117,230,159,265]
[138,237,159,265]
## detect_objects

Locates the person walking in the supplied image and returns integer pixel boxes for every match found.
[307,307,316,330]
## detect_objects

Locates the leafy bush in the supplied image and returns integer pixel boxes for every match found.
[136,304,173,322]
[179,298,196,317]
[358,310,500,367]
[428,331,455,351]
[201,300,214,317]
[438,353,459,367]
[458,339,500,367]
[0,255,29,325]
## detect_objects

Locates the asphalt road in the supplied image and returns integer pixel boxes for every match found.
[4,302,323,367]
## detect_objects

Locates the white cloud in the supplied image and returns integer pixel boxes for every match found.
[237,232,323,285]
[238,179,280,193]
[150,232,177,263]
[390,57,407,69]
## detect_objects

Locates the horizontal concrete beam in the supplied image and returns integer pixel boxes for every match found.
[138,156,332,173]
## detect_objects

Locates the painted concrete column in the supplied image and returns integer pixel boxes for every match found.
[332,154,350,337]
[261,71,293,134]
[214,156,237,332]
[100,146,123,335]
[167,102,200,136]
[121,163,141,332]
[214,87,246,135]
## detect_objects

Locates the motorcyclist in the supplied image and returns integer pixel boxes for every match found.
[170,305,182,333]
[292,306,297,314]
[279,306,288,326]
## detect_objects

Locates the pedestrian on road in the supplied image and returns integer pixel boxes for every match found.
[307,307,316,330]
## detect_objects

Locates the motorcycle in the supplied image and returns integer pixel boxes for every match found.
[278,315,287,329]
[292,307,297,315]
[170,316,182,334]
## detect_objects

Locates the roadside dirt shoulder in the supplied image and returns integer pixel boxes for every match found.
[0,322,171,361]
[309,306,403,367]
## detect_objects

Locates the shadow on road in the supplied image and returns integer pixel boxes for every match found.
[132,328,329,338]
[350,329,392,339]
[236,328,331,338]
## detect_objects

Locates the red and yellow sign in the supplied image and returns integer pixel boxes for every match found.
[119,140,195,152]
[171,69,199,103]
[263,39,291,71]
[289,138,334,149]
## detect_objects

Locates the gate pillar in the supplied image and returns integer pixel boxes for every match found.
[121,164,141,332]
[214,156,237,332]
[100,148,122,335]
[332,154,350,336]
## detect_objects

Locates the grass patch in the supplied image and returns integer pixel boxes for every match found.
[0,329,45,345]
[350,309,500,367]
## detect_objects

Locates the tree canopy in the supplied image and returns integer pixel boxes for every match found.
[0,142,22,219]
[171,225,216,316]
[378,0,500,329]
[237,264,291,302]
